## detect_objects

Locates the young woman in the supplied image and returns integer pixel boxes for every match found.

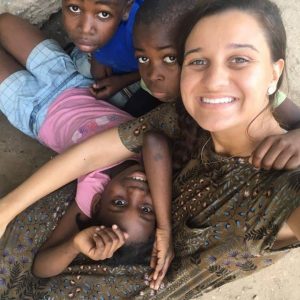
[1,0,300,298]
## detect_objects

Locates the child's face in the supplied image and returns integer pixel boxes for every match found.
[134,23,181,102]
[93,164,155,244]
[62,0,132,52]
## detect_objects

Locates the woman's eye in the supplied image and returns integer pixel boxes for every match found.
[98,11,111,19]
[141,206,153,214]
[164,56,177,64]
[113,199,127,206]
[190,59,207,66]
[138,57,149,64]
[231,57,249,64]
[69,5,81,13]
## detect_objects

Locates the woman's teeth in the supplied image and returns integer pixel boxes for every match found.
[201,97,235,104]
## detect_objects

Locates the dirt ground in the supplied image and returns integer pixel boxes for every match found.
[0,0,300,299]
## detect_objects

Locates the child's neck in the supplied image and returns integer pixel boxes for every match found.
[104,160,138,178]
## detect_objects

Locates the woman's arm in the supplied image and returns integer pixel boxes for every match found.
[286,206,300,240]
[0,127,133,238]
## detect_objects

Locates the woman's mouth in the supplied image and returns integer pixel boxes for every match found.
[201,97,236,104]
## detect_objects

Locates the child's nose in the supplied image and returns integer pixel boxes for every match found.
[78,14,95,35]
[147,64,164,82]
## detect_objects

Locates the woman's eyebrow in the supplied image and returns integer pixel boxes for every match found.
[184,47,203,58]
[228,43,259,52]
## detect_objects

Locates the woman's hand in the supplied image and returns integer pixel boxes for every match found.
[149,228,174,290]
[250,129,300,170]
[73,225,129,261]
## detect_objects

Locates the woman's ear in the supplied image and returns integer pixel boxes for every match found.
[91,193,101,215]
[272,58,285,84]
[122,0,134,21]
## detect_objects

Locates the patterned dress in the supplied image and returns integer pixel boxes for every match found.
[1,103,300,299]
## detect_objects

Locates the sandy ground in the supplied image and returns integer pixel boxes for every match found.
[0,0,300,299]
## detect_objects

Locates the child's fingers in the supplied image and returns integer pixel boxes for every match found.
[150,245,157,269]
[258,141,290,170]
[98,229,121,258]
[152,257,165,280]
[285,154,300,170]
[94,88,111,100]
[111,224,128,244]
[250,136,277,168]
[268,147,296,170]
[92,233,105,257]
[151,259,170,290]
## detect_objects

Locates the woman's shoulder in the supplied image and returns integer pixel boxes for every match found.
[118,102,180,153]
[262,168,300,216]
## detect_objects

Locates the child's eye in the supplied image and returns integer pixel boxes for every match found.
[68,5,81,14]
[138,57,149,64]
[113,199,127,206]
[98,11,111,19]
[163,56,177,64]
[141,206,153,214]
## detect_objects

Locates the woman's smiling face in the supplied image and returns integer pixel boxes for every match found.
[180,9,284,134]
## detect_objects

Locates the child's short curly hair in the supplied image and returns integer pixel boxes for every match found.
[135,0,200,31]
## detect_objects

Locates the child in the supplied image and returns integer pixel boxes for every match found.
[32,133,172,283]
[0,13,173,288]
[62,0,142,103]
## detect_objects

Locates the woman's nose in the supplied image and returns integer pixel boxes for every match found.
[203,63,229,90]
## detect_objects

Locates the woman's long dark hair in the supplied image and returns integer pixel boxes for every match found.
[173,0,287,169]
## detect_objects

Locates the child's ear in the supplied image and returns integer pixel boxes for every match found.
[122,0,134,21]
[91,193,101,215]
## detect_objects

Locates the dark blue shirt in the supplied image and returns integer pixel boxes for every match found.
[93,0,142,74]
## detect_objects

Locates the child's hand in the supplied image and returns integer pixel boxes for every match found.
[73,225,128,261]
[90,75,124,99]
[250,129,300,170]
[149,228,174,290]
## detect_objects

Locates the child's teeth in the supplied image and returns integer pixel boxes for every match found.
[132,176,146,182]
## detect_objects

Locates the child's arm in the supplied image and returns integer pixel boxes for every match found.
[90,55,112,80]
[0,127,133,239]
[90,72,140,100]
[251,97,300,169]
[274,97,300,129]
[142,131,174,290]
[32,201,128,278]
[90,55,140,99]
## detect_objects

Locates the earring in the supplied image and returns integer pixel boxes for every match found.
[267,83,277,95]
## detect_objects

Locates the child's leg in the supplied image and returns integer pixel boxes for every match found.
[0,13,45,67]
[0,45,23,82]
